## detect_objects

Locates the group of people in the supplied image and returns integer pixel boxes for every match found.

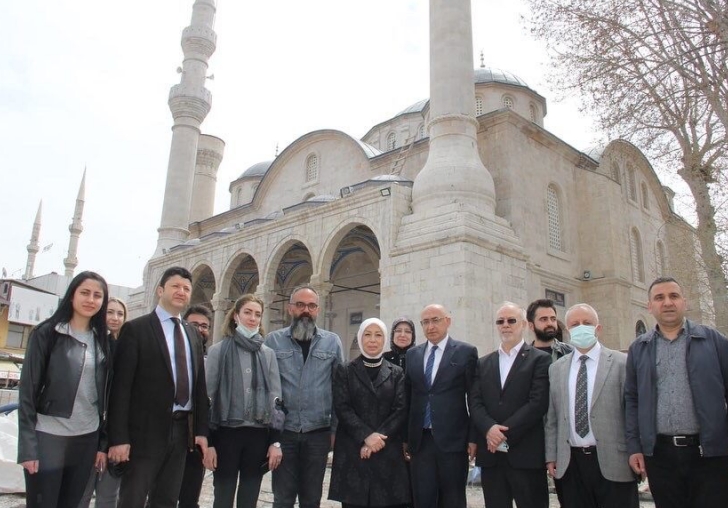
[16,267,728,508]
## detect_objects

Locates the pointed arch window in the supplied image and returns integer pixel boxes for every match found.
[305,154,319,182]
[503,96,514,109]
[635,320,647,337]
[641,182,650,209]
[236,187,242,206]
[547,185,564,252]
[386,132,397,151]
[611,162,621,184]
[417,123,426,140]
[627,164,637,201]
[630,227,645,283]
[475,95,484,116]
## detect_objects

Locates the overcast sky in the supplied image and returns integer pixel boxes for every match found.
[1,0,603,288]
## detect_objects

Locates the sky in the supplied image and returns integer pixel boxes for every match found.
[1,0,603,289]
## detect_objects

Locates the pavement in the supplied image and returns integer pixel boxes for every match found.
[0,463,656,507]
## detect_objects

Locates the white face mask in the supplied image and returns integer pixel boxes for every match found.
[236,323,259,339]
[569,324,598,349]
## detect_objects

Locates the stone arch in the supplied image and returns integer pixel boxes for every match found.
[190,262,216,307]
[264,237,315,329]
[220,250,262,303]
[635,319,647,337]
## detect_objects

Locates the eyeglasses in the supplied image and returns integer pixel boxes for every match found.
[495,318,519,326]
[292,302,319,311]
[189,322,210,331]
[420,317,444,327]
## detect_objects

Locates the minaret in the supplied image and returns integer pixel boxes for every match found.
[156,0,217,255]
[23,201,42,280]
[64,170,85,278]
[189,134,225,223]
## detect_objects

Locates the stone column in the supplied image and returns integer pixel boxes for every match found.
[309,278,334,332]
[210,292,231,346]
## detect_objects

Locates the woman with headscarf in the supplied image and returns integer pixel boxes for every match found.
[329,318,411,508]
[383,317,416,371]
[203,294,282,508]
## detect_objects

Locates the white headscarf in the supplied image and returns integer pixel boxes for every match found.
[357,318,389,359]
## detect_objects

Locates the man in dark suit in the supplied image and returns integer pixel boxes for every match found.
[404,303,478,508]
[108,266,209,508]
[469,302,550,508]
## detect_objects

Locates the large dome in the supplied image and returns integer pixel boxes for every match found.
[474,66,529,88]
[237,160,273,180]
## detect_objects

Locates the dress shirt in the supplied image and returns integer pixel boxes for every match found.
[498,339,525,387]
[156,305,193,412]
[568,342,601,447]
[423,335,450,385]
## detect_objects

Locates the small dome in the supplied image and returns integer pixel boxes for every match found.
[396,98,429,117]
[474,67,529,88]
[238,160,273,179]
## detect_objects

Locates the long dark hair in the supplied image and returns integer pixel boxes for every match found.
[224,294,265,337]
[46,271,109,338]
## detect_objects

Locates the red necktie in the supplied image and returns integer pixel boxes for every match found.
[171,318,190,407]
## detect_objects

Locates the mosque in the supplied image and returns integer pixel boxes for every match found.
[121,0,706,357]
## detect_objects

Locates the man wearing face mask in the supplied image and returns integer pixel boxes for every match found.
[527,299,573,363]
[264,285,344,508]
[545,303,638,508]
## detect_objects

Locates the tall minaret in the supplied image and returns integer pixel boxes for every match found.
[23,201,42,280]
[155,0,217,255]
[64,170,85,278]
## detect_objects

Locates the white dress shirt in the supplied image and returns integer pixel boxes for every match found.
[423,335,450,385]
[498,339,525,388]
[156,305,194,412]
[568,342,601,447]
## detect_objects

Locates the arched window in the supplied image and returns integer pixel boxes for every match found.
[630,227,645,283]
[417,123,426,140]
[627,164,637,201]
[529,104,537,122]
[236,187,242,206]
[635,320,647,337]
[386,132,397,151]
[610,162,621,184]
[656,241,666,276]
[641,182,650,209]
[547,185,564,251]
[305,154,318,182]
[503,96,514,109]
[475,95,484,116]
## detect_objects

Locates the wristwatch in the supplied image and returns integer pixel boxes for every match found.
[272,442,281,448]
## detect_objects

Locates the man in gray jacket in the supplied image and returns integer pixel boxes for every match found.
[625,276,728,508]
[545,303,638,508]
[264,285,344,508]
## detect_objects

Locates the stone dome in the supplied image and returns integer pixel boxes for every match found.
[474,66,530,88]
[238,160,273,180]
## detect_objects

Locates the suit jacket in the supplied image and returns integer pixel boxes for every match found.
[108,311,209,458]
[404,337,477,454]
[545,346,634,482]
[469,343,550,468]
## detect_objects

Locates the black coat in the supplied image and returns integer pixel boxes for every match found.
[329,357,411,506]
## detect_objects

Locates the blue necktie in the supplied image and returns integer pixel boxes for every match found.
[575,355,589,438]
[423,345,438,428]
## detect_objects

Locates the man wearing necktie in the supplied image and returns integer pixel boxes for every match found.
[545,304,638,508]
[108,267,209,508]
[403,304,477,508]
[469,302,550,508]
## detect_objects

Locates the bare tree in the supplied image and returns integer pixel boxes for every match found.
[526,0,728,333]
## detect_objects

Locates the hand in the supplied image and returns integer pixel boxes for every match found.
[267,445,283,471]
[21,460,39,475]
[204,447,217,471]
[486,424,508,453]
[403,442,411,462]
[95,452,108,473]
[547,461,556,478]
[364,432,387,453]
[108,444,131,463]
[467,442,477,462]
[195,436,208,456]
[629,453,646,479]
[360,444,372,460]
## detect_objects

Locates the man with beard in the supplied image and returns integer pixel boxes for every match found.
[264,285,344,508]
[527,299,572,363]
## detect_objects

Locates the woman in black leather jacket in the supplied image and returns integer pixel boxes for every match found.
[17,271,110,508]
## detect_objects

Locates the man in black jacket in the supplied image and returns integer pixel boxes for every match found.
[108,267,209,508]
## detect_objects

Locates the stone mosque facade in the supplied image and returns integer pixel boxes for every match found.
[127,0,707,358]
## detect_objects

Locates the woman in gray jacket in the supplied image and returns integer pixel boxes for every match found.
[204,294,283,508]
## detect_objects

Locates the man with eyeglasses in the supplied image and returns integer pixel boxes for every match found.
[469,302,550,508]
[178,304,213,508]
[404,303,478,508]
[264,285,344,508]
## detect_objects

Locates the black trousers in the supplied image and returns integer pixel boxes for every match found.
[409,431,468,508]
[645,438,728,508]
[117,417,189,508]
[559,447,638,508]
[212,426,269,508]
[480,452,548,508]
[178,446,205,508]
[25,430,98,508]
[272,428,330,508]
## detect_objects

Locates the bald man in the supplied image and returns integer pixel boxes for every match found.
[545,304,638,508]
[469,302,550,508]
[404,304,478,508]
